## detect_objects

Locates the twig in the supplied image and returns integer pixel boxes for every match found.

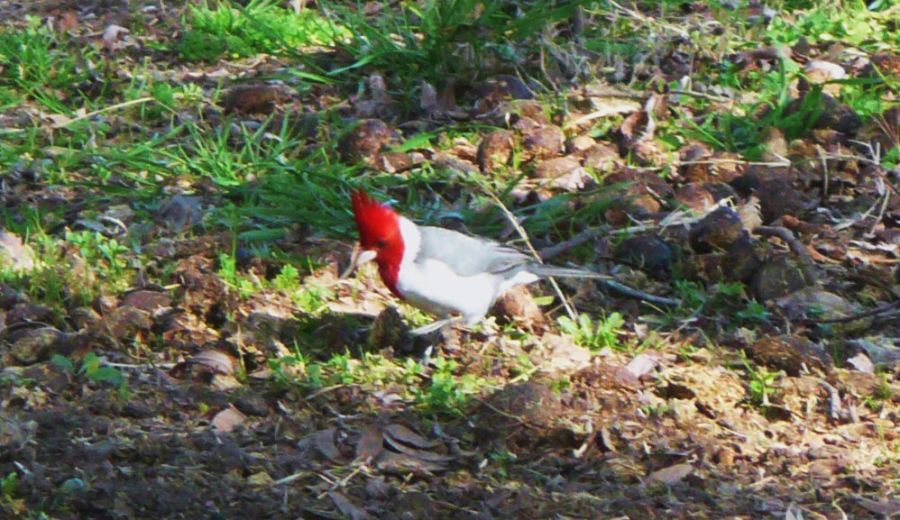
[801,300,900,325]
[820,381,842,421]
[57,96,155,128]
[753,226,817,282]
[669,89,733,103]
[600,279,679,307]
[488,192,577,320]
[540,228,602,261]
[274,470,313,486]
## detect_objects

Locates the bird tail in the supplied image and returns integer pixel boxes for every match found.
[528,264,609,279]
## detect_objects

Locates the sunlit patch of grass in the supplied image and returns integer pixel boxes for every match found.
[0,16,94,113]
[178,0,347,62]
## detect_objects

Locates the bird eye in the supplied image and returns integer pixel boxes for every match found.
[375,239,388,248]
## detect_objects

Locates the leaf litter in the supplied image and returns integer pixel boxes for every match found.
[0,1,898,519]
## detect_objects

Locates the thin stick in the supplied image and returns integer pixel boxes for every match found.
[488,192,577,320]
[56,96,155,128]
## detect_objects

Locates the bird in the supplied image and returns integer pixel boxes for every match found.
[349,190,607,334]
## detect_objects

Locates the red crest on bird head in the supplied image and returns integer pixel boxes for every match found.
[351,190,400,250]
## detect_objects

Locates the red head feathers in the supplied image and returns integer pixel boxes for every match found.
[350,190,404,295]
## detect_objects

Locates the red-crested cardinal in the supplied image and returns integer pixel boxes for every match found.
[350,190,606,334]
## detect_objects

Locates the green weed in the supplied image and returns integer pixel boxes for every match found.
[0,16,91,112]
[178,0,345,62]
[558,312,625,352]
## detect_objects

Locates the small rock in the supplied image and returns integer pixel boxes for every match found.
[582,143,622,173]
[0,231,36,273]
[493,285,546,329]
[675,183,716,212]
[221,83,292,115]
[121,290,172,313]
[9,327,66,365]
[481,380,562,428]
[776,288,861,322]
[760,127,788,163]
[7,302,54,325]
[689,206,746,253]
[777,287,869,334]
[155,195,203,232]
[864,52,900,78]
[678,141,714,183]
[755,178,807,223]
[476,130,515,173]
[615,235,673,276]
[234,394,270,417]
[338,119,399,167]
[788,93,861,135]
[603,169,674,223]
[535,334,591,372]
[749,334,831,376]
[751,255,815,301]
[369,307,412,351]
[522,125,565,159]
[534,156,582,180]
[565,135,596,155]
[365,477,394,500]
[804,60,846,96]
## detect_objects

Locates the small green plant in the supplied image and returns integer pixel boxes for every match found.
[416,357,488,415]
[1,472,18,500]
[739,352,781,407]
[558,312,625,352]
[79,353,126,387]
[65,230,131,290]
[217,252,257,298]
[736,300,770,322]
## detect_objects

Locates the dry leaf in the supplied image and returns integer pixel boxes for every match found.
[355,425,384,463]
[625,353,660,379]
[102,24,129,50]
[847,353,875,374]
[313,428,343,462]
[375,450,448,475]
[191,350,237,375]
[0,231,36,273]
[856,496,900,516]
[647,463,693,485]
[383,424,442,449]
[211,406,246,433]
[328,491,372,520]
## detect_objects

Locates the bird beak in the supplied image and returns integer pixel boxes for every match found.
[340,247,378,279]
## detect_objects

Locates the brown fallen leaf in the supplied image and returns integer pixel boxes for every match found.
[856,496,900,517]
[211,405,246,434]
[101,24,129,51]
[313,428,343,463]
[355,425,384,464]
[383,423,442,450]
[847,352,875,374]
[0,230,36,273]
[328,491,372,520]
[382,433,453,464]
[647,463,693,485]
[191,349,237,376]
[624,353,660,379]
[375,450,448,476]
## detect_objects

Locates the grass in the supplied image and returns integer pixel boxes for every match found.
[178,0,346,62]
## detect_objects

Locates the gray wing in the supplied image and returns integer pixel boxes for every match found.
[416,226,534,277]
